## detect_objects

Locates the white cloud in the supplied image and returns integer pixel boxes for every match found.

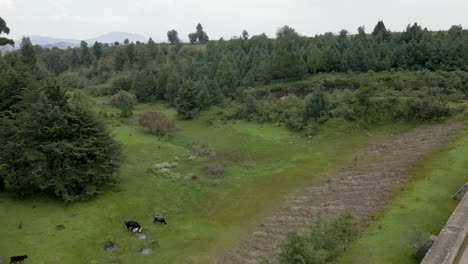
[0,0,14,9]
[3,0,468,40]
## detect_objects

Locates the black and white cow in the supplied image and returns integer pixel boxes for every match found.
[153,216,167,225]
[124,220,142,233]
[10,255,28,264]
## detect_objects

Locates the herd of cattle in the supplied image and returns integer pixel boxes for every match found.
[124,216,167,233]
[7,216,168,263]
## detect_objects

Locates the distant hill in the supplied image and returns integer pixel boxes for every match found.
[86,32,147,44]
[28,35,80,46]
[3,32,148,51]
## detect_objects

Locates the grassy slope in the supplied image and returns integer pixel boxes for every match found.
[340,124,468,264]
[0,100,425,264]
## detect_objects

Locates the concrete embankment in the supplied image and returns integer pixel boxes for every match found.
[422,184,468,264]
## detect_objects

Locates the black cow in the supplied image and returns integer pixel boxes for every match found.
[153,216,167,224]
[124,220,142,233]
[10,255,28,264]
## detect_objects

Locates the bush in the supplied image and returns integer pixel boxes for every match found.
[58,71,87,89]
[110,90,137,117]
[279,212,359,264]
[188,142,212,156]
[138,110,177,136]
[110,75,132,94]
[202,163,224,177]
[396,97,450,121]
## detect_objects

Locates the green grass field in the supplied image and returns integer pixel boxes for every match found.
[340,125,468,264]
[0,99,414,264]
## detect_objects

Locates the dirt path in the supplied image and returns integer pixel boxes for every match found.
[220,123,463,264]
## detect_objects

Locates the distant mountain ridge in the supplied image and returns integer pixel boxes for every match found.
[86,32,147,44]
[4,32,148,51]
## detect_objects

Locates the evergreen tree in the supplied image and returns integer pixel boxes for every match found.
[241,30,249,40]
[256,53,272,84]
[80,41,92,67]
[92,41,103,60]
[188,33,198,44]
[304,90,330,122]
[216,56,238,96]
[196,23,209,43]
[70,49,80,68]
[307,46,323,73]
[2,82,122,200]
[0,16,14,47]
[165,71,182,105]
[167,30,180,44]
[19,37,37,69]
[271,49,307,80]
[114,48,128,71]
[372,21,391,42]
[126,42,136,65]
[133,69,158,102]
[175,80,198,119]
[147,37,159,58]
[195,79,212,110]
[0,57,32,113]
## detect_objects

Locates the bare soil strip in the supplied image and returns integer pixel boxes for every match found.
[221,123,463,264]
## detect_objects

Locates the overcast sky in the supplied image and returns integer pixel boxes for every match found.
[1,0,468,41]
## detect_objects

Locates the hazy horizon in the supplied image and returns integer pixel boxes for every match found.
[1,0,468,41]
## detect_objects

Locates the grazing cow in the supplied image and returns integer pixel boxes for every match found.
[10,255,28,263]
[153,216,167,225]
[124,220,142,233]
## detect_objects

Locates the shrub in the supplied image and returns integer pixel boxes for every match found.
[110,90,137,117]
[138,110,177,136]
[279,212,359,264]
[203,163,224,177]
[188,142,212,156]
[68,90,93,111]
[58,71,87,89]
[280,233,328,264]
[112,75,132,92]
[396,97,450,121]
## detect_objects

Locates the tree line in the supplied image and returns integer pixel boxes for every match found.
[5,21,465,119]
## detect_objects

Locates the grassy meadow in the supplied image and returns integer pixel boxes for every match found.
[0,98,410,264]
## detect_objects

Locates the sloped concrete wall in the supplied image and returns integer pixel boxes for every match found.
[422,189,468,264]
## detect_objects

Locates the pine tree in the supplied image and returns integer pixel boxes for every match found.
[195,79,212,110]
[304,90,330,122]
[165,72,182,105]
[133,69,157,102]
[2,82,122,200]
[271,49,307,80]
[0,16,14,46]
[93,41,103,60]
[175,80,198,119]
[256,53,272,84]
[307,46,323,73]
[80,41,92,67]
[216,56,238,96]
[20,37,37,69]
[114,48,128,71]
[126,42,136,65]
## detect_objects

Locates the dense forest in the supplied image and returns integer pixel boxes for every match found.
[1,17,468,200]
[5,21,468,121]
